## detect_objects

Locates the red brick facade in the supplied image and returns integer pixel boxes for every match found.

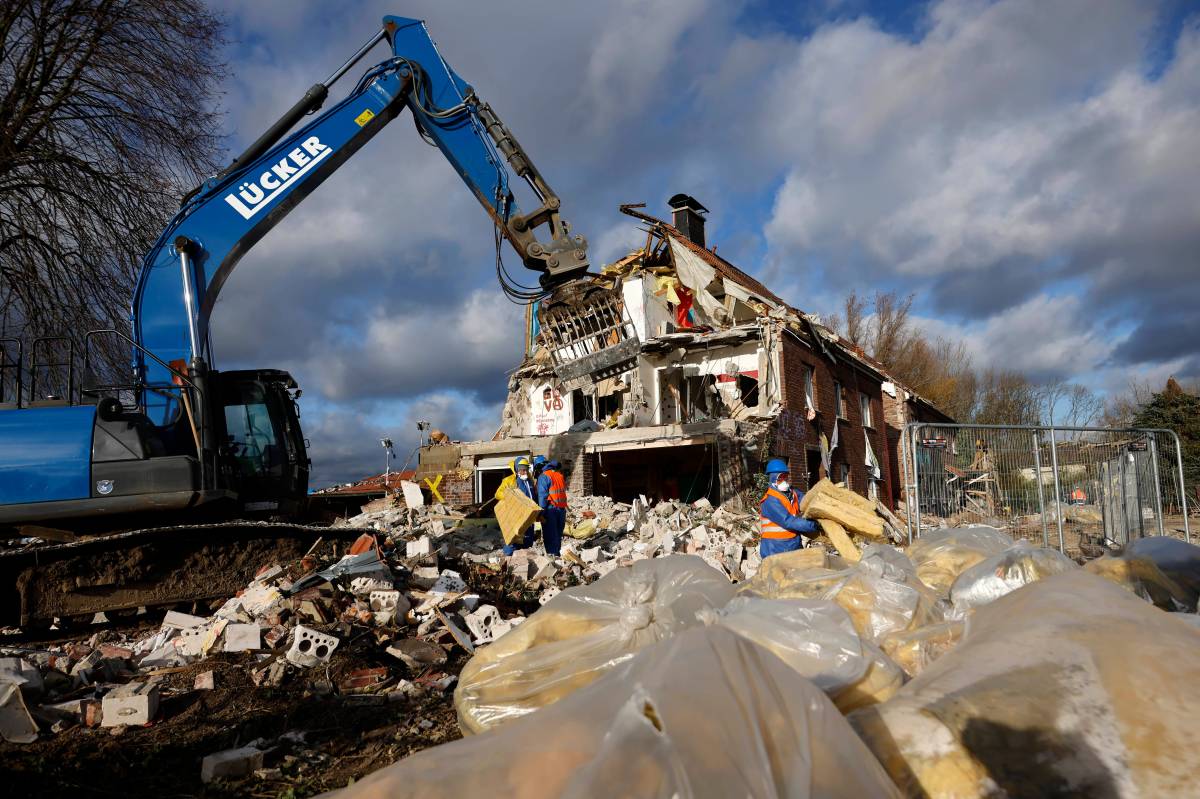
[774,333,893,507]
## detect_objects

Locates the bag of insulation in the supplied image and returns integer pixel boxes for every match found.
[1127,536,1200,609]
[454,554,734,734]
[948,540,1077,613]
[740,544,943,644]
[850,571,1200,799]
[880,619,964,678]
[906,525,1013,596]
[711,596,906,712]
[1083,536,1200,611]
[327,627,903,799]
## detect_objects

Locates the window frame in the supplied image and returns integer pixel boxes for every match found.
[859,392,873,428]
[834,381,845,419]
[804,366,816,412]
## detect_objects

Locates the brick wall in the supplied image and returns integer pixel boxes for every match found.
[776,333,893,506]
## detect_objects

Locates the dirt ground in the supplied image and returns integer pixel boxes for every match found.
[3,631,466,798]
[0,544,534,798]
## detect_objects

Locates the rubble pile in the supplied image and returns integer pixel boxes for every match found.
[0,536,474,747]
[5,486,1198,797]
[340,492,765,587]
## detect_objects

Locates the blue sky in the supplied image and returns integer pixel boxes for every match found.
[201,0,1200,487]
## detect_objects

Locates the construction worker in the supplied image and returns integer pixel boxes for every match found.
[495,456,536,556]
[759,458,819,559]
[531,454,548,481]
[536,458,567,557]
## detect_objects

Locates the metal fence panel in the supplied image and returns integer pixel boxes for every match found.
[902,424,1191,554]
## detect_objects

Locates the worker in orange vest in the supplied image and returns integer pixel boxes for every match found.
[535,457,566,556]
[759,458,819,559]
[1070,488,1087,505]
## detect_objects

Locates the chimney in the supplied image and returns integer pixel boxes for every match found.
[667,193,708,248]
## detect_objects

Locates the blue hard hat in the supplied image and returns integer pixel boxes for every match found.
[532,455,547,468]
[765,458,790,476]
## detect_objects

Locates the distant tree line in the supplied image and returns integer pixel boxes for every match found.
[826,290,1104,427]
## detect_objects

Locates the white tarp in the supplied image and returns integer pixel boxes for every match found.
[668,238,729,325]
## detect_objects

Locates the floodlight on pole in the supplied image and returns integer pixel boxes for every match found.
[381,437,395,490]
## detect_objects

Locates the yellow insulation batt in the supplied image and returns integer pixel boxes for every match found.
[740,545,944,644]
[880,619,965,678]
[906,525,1013,596]
[454,555,734,734]
[1083,553,1191,610]
[327,627,904,799]
[850,571,1200,798]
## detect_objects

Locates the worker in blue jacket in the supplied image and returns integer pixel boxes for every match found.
[759,458,820,559]
[536,458,567,557]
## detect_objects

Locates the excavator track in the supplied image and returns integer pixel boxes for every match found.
[0,521,374,629]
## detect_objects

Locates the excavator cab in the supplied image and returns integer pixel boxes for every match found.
[214,369,310,515]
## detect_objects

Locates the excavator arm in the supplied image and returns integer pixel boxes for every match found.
[132,16,589,423]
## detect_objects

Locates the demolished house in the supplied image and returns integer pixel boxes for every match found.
[418,197,953,510]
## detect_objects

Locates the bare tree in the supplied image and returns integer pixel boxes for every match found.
[0,0,225,364]
[1035,379,1103,429]
[974,369,1039,425]
[827,290,979,420]
[1099,378,1157,427]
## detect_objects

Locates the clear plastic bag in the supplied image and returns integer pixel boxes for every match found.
[330,627,903,799]
[880,619,965,678]
[830,641,906,713]
[740,545,943,644]
[1127,536,1200,610]
[712,596,868,693]
[1083,552,1192,610]
[454,554,735,734]
[850,571,1200,798]
[906,525,1013,596]
[948,540,1076,612]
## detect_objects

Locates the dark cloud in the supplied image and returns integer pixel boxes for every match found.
[1111,312,1200,365]
[198,0,1200,484]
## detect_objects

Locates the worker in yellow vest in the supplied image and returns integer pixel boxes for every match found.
[759,458,819,559]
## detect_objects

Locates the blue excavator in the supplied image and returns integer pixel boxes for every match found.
[0,16,637,626]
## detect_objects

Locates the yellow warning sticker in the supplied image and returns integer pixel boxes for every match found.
[354,108,376,127]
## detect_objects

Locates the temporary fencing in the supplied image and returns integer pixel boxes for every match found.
[901,424,1191,551]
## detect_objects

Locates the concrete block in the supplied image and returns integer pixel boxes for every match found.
[101,681,159,727]
[223,623,260,652]
[201,746,264,783]
[430,569,466,595]
[463,604,501,642]
[406,536,433,558]
[369,589,409,617]
[162,610,208,630]
[285,626,338,668]
[178,625,207,658]
[0,657,43,695]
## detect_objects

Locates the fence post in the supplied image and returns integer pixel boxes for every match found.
[1032,430,1048,548]
[912,424,923,541]
[900,423,913,544]
[1048,427,1065,553]
[1167,430,1190,542]
[1149,434,1164,537]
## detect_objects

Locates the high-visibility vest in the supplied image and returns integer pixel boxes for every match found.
[760,487,800,540]
[545,469,568,509]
